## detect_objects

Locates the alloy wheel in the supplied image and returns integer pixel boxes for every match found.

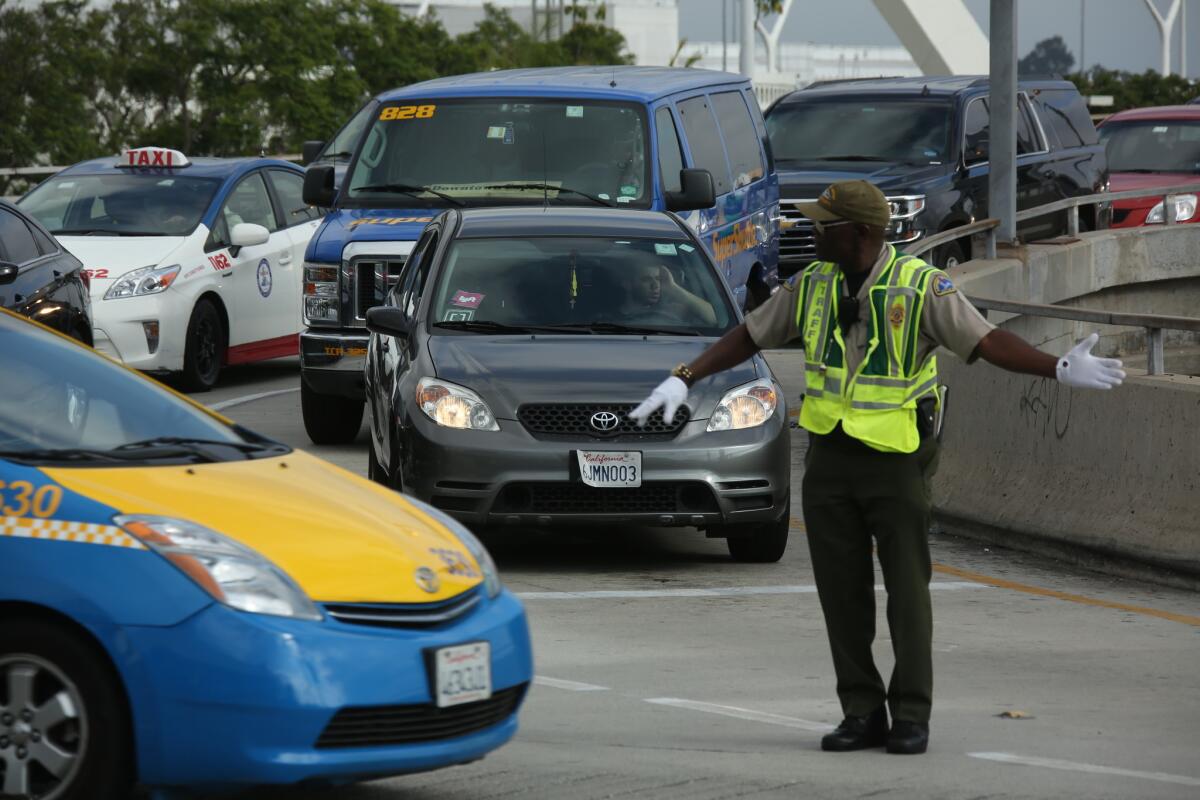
[0,655,87,799]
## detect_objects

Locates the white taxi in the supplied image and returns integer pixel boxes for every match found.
[19,147,324,390]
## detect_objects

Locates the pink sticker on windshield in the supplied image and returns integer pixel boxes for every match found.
[450,290,485,308]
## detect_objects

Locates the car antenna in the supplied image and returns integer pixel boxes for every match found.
[611,66,617,88]
[541,126,549,208]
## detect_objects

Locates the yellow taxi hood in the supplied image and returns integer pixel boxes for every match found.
[44,450,484,604]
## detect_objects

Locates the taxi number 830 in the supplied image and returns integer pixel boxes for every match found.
[0,481,63,517]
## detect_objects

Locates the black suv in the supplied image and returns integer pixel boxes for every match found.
[0,199,91,343]
[765,76,1109,272]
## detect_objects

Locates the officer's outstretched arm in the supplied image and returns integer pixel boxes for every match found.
[976,329,1125,389]
[629,323,760,426]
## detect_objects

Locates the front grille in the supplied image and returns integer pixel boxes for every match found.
[494,482,719,515]
[353,258,407,321]
[323,587,481,629]
[518,403,688,441]
[779,202,818,267]
[316,684,527,749]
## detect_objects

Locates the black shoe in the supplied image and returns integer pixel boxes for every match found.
[821,707,888,751]
[886,720,929,754]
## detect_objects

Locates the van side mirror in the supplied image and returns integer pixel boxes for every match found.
[365,306,411,339]
[0,261,18,285]
[301,140,326,166]
[665,168,716,212]
[303,165,337,207]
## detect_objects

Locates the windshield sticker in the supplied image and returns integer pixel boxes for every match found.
[504,123,514,144]
[654,243,678,256]
[256,258,273,297]
[566,105,584,118]
[56,182,75,189]
[450,290,485,309]
[1152,126,1169,133]
[443,309,475,322]
[346,216,434,228]
[598,193,611,200]
[487,126,506,139]
[678,243,695,252]
[620,185,638,197]
[379,104,436,121]
[616,196,634,203]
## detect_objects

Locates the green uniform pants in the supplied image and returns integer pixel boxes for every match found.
[801,428,939,724]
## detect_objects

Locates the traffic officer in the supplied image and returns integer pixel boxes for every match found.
[630,180,1125,755]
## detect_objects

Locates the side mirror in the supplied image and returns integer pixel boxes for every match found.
[230,222,270,248]
[665,168,716,212]
[365,306,411,338]
[0,261,17,285]
[301,140,326,166]
[303,165,336,207]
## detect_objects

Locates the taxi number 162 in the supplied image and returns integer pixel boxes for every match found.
[379,104,436,121]
[0,481,63,517]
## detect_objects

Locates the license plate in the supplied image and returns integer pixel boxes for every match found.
[434,642,492,708]
[577,450,642,488]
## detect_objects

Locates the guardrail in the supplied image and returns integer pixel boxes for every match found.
[971,297,1200,376]
[906,181,1200,262]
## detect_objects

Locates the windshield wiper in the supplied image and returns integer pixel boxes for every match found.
[540,321,702,336]
[115,436,285,456]
[321,150,355,162]
[353,183,465,206]
[476,183,616,208]
[52,229,167,236]
[431,320,588,335]
[0,448,127,464]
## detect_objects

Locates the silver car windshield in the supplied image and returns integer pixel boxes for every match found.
[345,99,650,208]
[429,237,735,336]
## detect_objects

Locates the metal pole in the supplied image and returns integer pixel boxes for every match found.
[1080,0,1086,72]
[739,0,755,78]
[1183,0,1188,77]
[989,0,1018,244]
[723,0,728,72]
[1147,327,1165,375]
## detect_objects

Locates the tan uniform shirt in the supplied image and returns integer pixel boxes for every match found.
[745,245,995,374]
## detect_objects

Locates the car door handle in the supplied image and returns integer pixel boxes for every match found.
[279,254,293,266]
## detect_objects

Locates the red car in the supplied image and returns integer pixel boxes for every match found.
[1098,105,1200,227]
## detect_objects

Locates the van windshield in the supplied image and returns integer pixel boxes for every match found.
[767,98,954,165]
[344,99,650,209]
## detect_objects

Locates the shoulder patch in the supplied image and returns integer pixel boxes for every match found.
[932,274,956,296]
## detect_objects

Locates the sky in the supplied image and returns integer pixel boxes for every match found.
[678,0,1200,78]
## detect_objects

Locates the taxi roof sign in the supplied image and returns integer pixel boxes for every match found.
[119,147,190,169]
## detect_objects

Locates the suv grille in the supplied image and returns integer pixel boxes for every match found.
[315,684,527,748]
[495,482,719,515]
[518,403,687,441]
[323,588,482,629]
[353,258,407,322]
[780,202,818,269]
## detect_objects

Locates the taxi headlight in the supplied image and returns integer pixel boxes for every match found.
[118,515,322,620]
[416,377,499,431]
[406,499,502,599]
[104,264,181,300]
[707,379,778,432]
[1146,194,1198,224]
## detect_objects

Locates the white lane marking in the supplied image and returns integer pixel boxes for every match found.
[208,387,300,411]
[969,752,1200,788]
[534,676,610,692]
[645,698,833,732]
[516,581,986,600]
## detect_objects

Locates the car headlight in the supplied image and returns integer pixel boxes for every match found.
[407,499,502,599]
[303,262,340,324]
[416,377,499,430]
[104,264,181,300]
[887,195,926,219]
[118,515,322,620]
[1146,194,1198,223]
[707,378,778,432]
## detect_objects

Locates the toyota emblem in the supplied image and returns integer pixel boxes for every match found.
[590,411,620,431]
[415,566,440,594]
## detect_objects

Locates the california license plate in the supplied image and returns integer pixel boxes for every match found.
[577,450,642,488]
[434,642,492,708]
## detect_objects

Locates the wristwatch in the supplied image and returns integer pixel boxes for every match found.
[671,363,695,387]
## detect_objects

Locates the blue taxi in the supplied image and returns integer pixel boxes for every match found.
[0,309,532,798]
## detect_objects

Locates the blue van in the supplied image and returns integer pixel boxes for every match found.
[298,66,780,444]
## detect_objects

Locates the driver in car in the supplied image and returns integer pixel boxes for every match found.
[613,258,716,326]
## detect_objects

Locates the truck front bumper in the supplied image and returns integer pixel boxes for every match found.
[300,329,369,398]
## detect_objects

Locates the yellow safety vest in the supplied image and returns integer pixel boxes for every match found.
[794,247,940,454]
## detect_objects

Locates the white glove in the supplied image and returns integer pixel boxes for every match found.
[629,376,688,427]
[1056,333,1125,390]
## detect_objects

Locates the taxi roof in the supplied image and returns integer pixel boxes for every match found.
[54,155,300,179]
[377,66,750,104]
[452,206,692,240]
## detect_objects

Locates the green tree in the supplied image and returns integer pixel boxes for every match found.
[1018,35,1075,77]
[1068,67,1200,112]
